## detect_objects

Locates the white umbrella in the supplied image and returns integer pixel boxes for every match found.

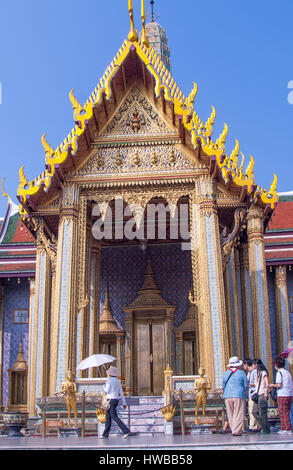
[76,354,116,371]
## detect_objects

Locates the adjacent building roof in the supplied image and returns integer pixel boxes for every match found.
[0,198,36,277]
[265,193,293,265]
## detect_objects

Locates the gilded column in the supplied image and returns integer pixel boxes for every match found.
[247,205,272,377]
[124,310,133,395]
[193,173,229,388]
[275,265,290,355]
[234,249,244,360]
[166,308,175,371]
[75,195,88,379]
[239,242,254,359]
[88,244,101,378]
[225,249,243,358]
[175,332,184,375]
[116,333,125,383]
[28,245,51,416]
[50,183,80,393]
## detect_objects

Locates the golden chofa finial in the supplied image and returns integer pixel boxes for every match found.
[19,166,28,190]
[128,0,138,42]
[41,133,54,161]
[1,177,11,203]
[141,0,149,46]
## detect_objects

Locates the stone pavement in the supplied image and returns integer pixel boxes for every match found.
[0,433,292,450]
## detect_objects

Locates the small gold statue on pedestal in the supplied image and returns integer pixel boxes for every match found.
[60,370,78,428]
[194,366,211,425]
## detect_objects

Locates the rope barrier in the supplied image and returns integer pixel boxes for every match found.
[95,400,179,416]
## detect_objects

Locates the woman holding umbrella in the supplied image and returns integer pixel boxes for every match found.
[100,366,131,439]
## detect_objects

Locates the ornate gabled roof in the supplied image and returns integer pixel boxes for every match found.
[17,0,278,222]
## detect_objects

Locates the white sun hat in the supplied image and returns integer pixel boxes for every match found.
[227,356,243,368]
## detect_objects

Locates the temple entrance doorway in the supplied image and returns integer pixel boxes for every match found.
[134,316,166,396]
[124,257,176,396]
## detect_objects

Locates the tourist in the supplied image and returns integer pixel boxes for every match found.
[222,356,249,436]
[242,359,252,432]
[252,359,270,434]
[100,366,131,439]
[269,356,293,434]
[247,359,261,433]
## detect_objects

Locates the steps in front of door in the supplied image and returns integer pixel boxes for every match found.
[109,396,166,436]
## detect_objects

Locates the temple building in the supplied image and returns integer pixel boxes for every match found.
[1,1,290,418]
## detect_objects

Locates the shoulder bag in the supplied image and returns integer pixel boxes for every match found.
[270,371,283,402]
[251,372,262,403]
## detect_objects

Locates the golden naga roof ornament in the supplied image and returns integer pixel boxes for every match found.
[230,139,240,169]
[41,133,54,162]
[69,89,83,122]
[1,177,11,203]
[185,82,198,111]
[141,0,149,46]
[269,174,278,196]
[128,0,138,42]
[204,106,216,138]
[215,123,229,151]
[245,155,255,181]
[19,166,28,190]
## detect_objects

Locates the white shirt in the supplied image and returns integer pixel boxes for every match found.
[249,369,257,398]
[104,377,126,405]
[276,368,293,397]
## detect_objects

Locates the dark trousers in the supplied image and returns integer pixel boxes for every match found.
[252,394,270,433]
[103,399,130,437]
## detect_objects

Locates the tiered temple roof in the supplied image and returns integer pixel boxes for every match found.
[0,181,35,278]
[15,0,278,232]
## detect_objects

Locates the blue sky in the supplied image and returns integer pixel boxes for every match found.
[0,0,292,216]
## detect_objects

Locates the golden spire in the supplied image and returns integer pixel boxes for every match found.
[141,0,149,46]
[128,0,138,42]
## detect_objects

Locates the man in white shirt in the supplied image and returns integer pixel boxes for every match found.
[270,357,293,434]
[247,360,261,433]
[101,366,131,439]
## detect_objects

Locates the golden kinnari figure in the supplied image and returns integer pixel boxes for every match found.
[194,366,211,425]
[60,370,78,428]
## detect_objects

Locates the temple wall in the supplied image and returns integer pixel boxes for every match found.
[2,278,30,407]
[99,244,192,329]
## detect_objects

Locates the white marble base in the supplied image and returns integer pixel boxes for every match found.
[98,422,106,437]
[164,421,174,435]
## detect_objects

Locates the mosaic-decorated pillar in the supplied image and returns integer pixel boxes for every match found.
[247,205,272,377]
[28,246,51,416]
[124,310,133,395]
[275,265,290,355]
[225,249,243,358]
[175,332,184,375]
[50,184,80,393]
[193,173,229,389]
[239,243,254,359]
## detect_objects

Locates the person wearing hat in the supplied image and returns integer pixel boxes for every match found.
[100,366,131,439]
[221,357,249,436]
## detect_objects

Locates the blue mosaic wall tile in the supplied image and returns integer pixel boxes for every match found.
[99,244,192,329]
[2,278,30,407]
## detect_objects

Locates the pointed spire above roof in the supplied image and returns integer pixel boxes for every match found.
[11,337,27,371]
[99,284,122,334]
[145,1,171,71]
